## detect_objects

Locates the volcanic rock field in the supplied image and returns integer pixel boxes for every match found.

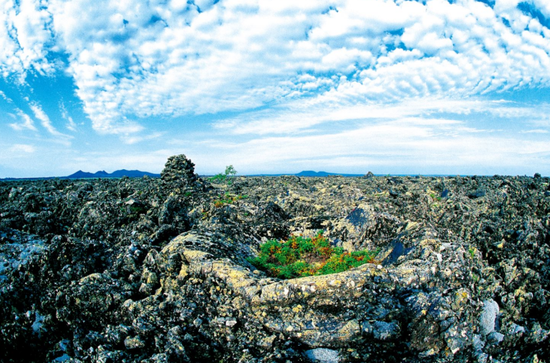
[1,155,549,362]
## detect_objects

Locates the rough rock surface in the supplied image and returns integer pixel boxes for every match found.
[1,155,549,362]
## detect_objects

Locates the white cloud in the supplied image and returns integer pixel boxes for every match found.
[214,97,517,136]
[121,131,164,145]
[532,0,550,18]
[41,0,549,134]
[9,109,37,131]
[59,102,77,131]
[309,0,423,40]
[0,0,549,143]
[12,102,73,146]
[0,0,56,81]
[10,144,36,153]
[29,102,70,138]
[203,115,550,175]
[0,90,12,102]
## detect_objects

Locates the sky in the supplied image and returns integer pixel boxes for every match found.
[1,0,550,178]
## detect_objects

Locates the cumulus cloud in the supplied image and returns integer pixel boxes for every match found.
[0,0,56,81]
[0,90,11,102]
[1,0,550,138]
[0,0,516,134]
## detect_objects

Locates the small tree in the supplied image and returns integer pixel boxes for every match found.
[209,165,237,184]
[224,165,237,178]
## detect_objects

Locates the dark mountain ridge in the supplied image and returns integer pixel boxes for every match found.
[1,169,162,180]
[66,169,161,179]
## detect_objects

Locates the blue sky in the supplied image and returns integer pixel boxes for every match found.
[1,0,550,178]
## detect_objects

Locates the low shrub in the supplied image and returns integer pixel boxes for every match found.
[209,165,237,184]
[247,231,379,279]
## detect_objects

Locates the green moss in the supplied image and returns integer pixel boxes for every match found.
[247,231,379,279]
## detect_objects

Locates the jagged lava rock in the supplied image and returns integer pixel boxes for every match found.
[0,158,549,362]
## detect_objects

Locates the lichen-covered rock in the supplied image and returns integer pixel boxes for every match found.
[480,299,500,336]
[1,157,549,362]
[305,348,340,362]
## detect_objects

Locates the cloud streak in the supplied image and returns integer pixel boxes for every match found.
[10,144,36,153]
[203,116,550,175]
[30,103,60,135]
[9,109,37,131]
[213,97,543,136]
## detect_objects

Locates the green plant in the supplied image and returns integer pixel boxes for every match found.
[224,165,237,177]
[213,192,248,207]
[429,192,442,202]
[209,165,237,184]
[247,231,379,279]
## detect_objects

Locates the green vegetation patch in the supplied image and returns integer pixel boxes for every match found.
[247,231,379,279]
[213,192,248,207]
[209,165,237,184]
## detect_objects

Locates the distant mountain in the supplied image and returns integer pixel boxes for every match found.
[66,169,160,179]
[66,170,100,179]
[109,169,160,178]
[95,170,110,177]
